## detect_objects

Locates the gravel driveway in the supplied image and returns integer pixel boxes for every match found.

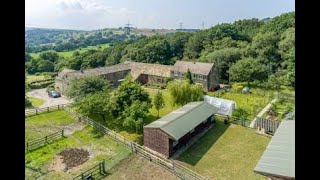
[27,88,72,108]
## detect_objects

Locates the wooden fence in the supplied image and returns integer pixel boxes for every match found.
[25,130,64,152]
[25,103,71,116]
[254,117,280,135]
[63,106,209,180]
[73,160,107,180]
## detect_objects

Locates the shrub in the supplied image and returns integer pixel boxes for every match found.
[29,81,54,89]
[25,98,32,108]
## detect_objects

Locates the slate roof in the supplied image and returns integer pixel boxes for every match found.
[130,62,172,80]
[144,101,218,140]
[172,61,214,75]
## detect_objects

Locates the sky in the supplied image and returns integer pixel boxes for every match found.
[25,0,295,30]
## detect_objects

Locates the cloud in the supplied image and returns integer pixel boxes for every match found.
[26,0,138,30]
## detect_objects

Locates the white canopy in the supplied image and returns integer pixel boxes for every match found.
[203,95,236,116]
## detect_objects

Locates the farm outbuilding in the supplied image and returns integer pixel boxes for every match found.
[203,95,236,116]
[143,101,218,157]
[254,112,295,179]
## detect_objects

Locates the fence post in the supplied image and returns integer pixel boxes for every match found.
[102,160,106,174]
[26,142,29,152]
[62,129,64,137]
[36,109,38,115]
[45,136,48,144]
[58,105,60,110]
[47,107,49,112]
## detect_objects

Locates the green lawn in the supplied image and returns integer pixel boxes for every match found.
[177,119,271,180]
[25,126,132,179]
[208,85,295,120]
[25,110,76,140]
[30,44,110,59]
[27,97,44,107]
[144,87,179,123]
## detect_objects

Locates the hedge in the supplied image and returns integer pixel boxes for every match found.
[29,81,54,89]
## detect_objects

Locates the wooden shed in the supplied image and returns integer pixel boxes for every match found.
[143,101,218,157]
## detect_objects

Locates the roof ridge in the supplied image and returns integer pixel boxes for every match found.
[159,101,205,128]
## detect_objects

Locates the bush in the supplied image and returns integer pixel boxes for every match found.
[25,98,32,108]
[29,81,54,89]
[46,84,55,92]
[233,84,244,92]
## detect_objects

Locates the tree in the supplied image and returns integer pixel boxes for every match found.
[39,50,59,63]
[74,88,111,121]
[122,100,149,133]
[232,107,248,126]
[229,58,269,85]
[111,75,151,117]
[185,69,193,84]
[167,80,203,106]
[37,59,55,72]
[203,47,242,83]
[153,91,165,118]
[246,32,281,72]
[184,31,206,59]
[66,75,109,101]
[25,52,32,62]
[260,12,295,34]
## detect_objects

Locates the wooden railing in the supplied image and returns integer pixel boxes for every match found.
[25,130,64,152]
[25,103,71,116]
[64,106,210,180]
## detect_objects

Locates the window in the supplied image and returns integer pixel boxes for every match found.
[199,75,203,80]
[174,71,178,76]
[157,79,162,83]
[181,73,185,77]
[192,74,196,79]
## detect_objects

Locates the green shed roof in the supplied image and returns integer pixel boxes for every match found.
[254,113,295,179]
[144,101,218,140]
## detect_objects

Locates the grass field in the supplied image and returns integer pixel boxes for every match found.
[144,87,179,123]
[262,98,295,121]
[30,44,110,59]
[25,110,132,180]
[27,97,44,108]
[25,110,76,140]
[208,85,295,120]
[105,154,179,180]
[176,118,271,180]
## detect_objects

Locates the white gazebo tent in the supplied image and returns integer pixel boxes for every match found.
[203,95,236,116]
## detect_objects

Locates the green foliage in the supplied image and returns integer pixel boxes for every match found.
[202,47,242,83]
[25,52,32,62]
[37,60,55,72]
[167,80,204,106]
[230,58,269,84]
[29,80,54,89]
[260,12,295,34]
[184,31,206,59]
[121,100,149,133]
[25,97,32,108]
[74,88,112,121]
[185,69,193,84]
[39,50,59,63]
[66,75,109,101]
[111,76,151,117]
[153,91,165,118]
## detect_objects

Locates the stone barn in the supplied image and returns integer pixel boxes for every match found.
[171,61,219,92]
[130,62,172,86]
[55,61,220,95]
[55,63,131,95]
[143,101,218,157]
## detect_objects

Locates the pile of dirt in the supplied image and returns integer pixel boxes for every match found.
[59,148,89,171]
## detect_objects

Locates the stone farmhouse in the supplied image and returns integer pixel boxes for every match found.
[55,61,219,95]
[144,101,218,157]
